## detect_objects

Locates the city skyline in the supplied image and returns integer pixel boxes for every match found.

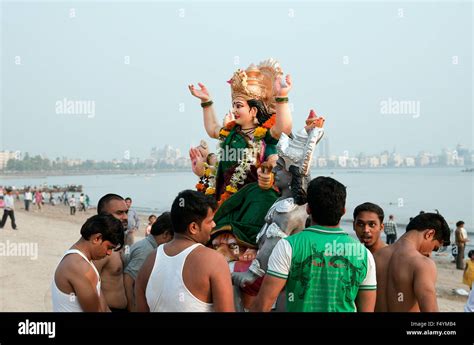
[1,2,472,161]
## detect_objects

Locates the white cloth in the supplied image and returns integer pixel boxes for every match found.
[465,283,474,312]
[145,243,213,312]
[460,228,468,241]
[51,249,101,312]
[24,192,32,201]
[3,195,15,210]
[69,197,76,207]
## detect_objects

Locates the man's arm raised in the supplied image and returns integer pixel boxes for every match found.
[413,258,438,312]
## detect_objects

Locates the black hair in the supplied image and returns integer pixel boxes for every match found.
[307,176,346,226]
[468,250,474,259]
[456,221,465,227]
[80,214,125,250]
[151,212,174,237]
[247,99,272,125]
[288,165,307,206]
[125,197,132,202]
[171,190,217,234]
[97,194,124,214]
[406,213,451,246]
[353,202,385,223]
[148,214,156,221]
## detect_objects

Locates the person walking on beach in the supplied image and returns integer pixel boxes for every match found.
[135,190,234,312]
[24,188,32,212]
[125,197,140,246]
[251,177,377,312]
[79,193,86,212]
[0,188,18,230]
[69,194,77,215]
[383,215,398,245]
[353,202,387,254]
[374,212,450,312]
[51,214,124,312]
[35,190,43,210]
[123,212,173,311]
[94,193,129,312]
[455,221,469,270]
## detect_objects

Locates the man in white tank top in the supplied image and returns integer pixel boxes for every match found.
[135,190,235,312]
[52,214,125,312]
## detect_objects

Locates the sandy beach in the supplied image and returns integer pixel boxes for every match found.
[0,201,469,312]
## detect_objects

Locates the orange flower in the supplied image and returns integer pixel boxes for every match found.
[254,127,267,139]
[218,191,233,207]
[196,183,205,192]
[219,129,230,138]
[262,114,276,129]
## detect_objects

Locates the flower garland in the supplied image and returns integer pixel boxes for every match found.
[217,114,276,206]
[195,162,217,196]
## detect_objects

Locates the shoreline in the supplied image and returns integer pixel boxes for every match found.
[0,201,469,312]
[0,165,471,179]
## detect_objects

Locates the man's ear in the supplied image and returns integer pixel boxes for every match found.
[91,233,102,243]
[306,205,311,215]
[380,223,385,232]
[424,229,435,240]
[188,222,198,235]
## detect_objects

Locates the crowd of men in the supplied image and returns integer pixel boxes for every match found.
[49,175,473,313]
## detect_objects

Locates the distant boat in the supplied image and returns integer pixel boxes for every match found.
[461,168,474,172]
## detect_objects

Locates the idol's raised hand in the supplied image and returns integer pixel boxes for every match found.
[188,82,211,102]
[274,74,292,97]
[223,111,235,127]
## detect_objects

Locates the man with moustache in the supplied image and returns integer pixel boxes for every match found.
[93,193,129,312]
[353,202,387,254]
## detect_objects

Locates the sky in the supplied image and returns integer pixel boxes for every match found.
[1,0,472,160]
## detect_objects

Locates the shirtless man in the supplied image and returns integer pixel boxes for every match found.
[52,214,124,312]
[353,202,387,254]
[135,190,234,312]
[375,212,450,312]
[94,193,129,312]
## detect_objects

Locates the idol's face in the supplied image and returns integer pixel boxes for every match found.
[232,98,256,128]
[212,232,242,262]
[273,158,292,191]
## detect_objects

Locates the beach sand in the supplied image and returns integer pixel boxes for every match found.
[0,201,469,312]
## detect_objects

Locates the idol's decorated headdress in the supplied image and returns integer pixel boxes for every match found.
[228,58,283,115]
[277,111,325,176]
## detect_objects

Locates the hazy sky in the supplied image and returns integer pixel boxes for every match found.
[1,0,472,160]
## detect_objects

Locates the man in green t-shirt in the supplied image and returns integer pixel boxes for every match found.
[251,176,376,312]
